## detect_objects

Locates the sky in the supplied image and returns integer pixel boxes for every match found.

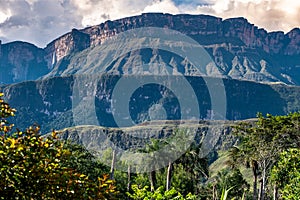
[0,0,299,47]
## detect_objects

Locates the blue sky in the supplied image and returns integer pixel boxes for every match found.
[0,0,299,47]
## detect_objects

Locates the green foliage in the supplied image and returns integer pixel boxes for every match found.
[234,112,300,157]
[132,163,202,196]
[127,185,197,200]
[0,93,117,199]
[232,112,300,199]
[132,136,209,196]
[62,142,110,181]
[0,93,16,134]
[220,186,235,200]
[215,169,249,199]
[271,148,300,199]
[169,163,200,195]
[199,168,249,200]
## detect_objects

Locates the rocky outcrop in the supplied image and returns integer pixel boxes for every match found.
[54,121,236,161]
[44,29,90,68]
[38,13,300,85]
[285,28,300,55]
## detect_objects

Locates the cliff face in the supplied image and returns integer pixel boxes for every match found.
[285,28,300,55]
[44,29,90,69]
[81,13,223,47]
[80,13,299,55]
[0,41,49,84]
[0,13,299,85]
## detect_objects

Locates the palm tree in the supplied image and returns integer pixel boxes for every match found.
[227,145,259,200]
[176,141,209,193]
[164,129,209,193]
[138,139,163,191]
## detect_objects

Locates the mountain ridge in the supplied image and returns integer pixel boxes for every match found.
[0,13,299,85]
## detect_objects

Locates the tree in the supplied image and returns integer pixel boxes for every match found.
[227,142,260,200]
[163,128,201,192]
[0,92,117,199]
[176,141,209,194]
[232,112,300,200]
[138,138,168,192]
[270,148,300,200]
[0,93,16,134]
[62,141,110,181]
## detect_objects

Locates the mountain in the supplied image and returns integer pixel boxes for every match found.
[1,12,300,134]
[0,41,49,84]
[1,13,300,168]
[0,13,299,85]
[2,75,300,133]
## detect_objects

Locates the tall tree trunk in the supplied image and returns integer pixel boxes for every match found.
[166,161,173,191]
[252,162,258,200]
[273,185,278,200]
[253,173,258,200]
[261,160,267,200]
[127,165,131,192]
[213,184,217,200]
[149,170,156,192]
[110,149,116,180]
[258,179,263,200]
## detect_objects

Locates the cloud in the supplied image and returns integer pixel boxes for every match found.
[193,0,300,32]
[0,9,11,24]
[143,0,180,14]
[0,0,82,47]
[0,0,299,47]
[71,0,150,27]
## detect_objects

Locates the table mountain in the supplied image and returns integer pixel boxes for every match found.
[0,13,299,85]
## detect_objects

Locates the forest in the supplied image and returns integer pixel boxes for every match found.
[1,92,299,200]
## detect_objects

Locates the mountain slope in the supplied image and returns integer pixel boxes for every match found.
[1,75,299,133]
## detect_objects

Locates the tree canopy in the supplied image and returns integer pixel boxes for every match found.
[232,112,300,199]
[0,93,117,199]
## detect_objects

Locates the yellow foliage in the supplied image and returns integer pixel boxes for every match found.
[0,92,118,199]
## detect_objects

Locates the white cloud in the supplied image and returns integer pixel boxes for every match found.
[0,0,299,47]
[143,0,180,14]
[71,0,150,27]
[0,9,11,24]
[193,0,300,32]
